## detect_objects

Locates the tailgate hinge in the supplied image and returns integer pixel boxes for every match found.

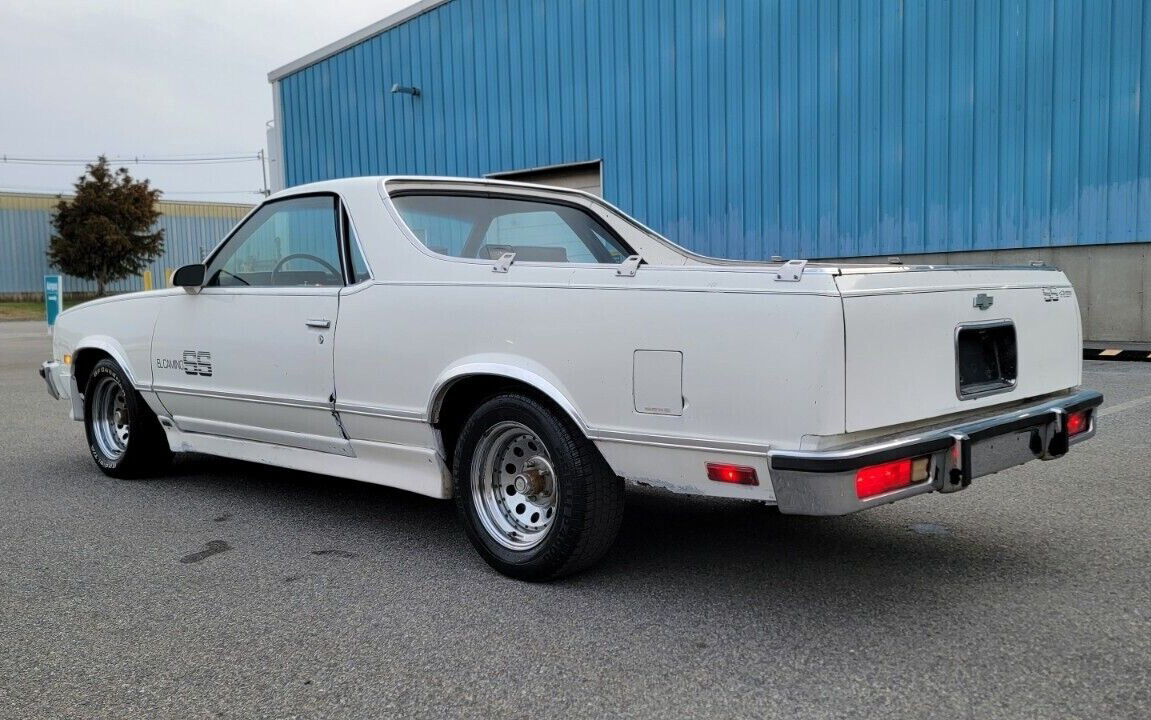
[774,259,807,282]
[616,255,643,277]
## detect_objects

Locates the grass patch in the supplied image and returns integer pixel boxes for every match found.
[0,301,48,322]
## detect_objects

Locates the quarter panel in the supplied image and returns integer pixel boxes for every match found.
[333,265,847,468]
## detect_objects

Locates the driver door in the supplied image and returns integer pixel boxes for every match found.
[151,194,351,455]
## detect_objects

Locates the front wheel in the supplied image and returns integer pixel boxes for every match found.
[453,393,624,580]
[83,359,172,478]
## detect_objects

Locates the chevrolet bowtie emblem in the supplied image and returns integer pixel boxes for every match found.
[973,293,994,311]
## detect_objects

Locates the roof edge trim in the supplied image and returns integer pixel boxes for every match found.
[267,0,453,83]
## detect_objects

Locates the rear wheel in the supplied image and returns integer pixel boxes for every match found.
[83,359,172,478]
[453,393,624,580]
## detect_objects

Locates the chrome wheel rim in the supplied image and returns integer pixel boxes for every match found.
[470,421,558,551]
[91,376,129,461]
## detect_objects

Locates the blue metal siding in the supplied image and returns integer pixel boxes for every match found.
[278,0,1151,259]
[0,195,251,295]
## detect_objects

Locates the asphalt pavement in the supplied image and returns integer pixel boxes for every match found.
[1,320,1148,719]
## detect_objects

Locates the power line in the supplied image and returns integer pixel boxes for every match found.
[159,190,266,196]
[0,184,264,197]
[0,153,263,166]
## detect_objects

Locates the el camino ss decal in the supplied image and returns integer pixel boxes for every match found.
[155,351,213,377]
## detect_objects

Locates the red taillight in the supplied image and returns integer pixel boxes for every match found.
[1066,410,1089,437]
[855,456,931,499]
[706,463,759,486]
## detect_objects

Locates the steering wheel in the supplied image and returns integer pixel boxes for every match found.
[270,253,341,285]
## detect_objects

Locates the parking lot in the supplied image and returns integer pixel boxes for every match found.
[1,319,1148,719]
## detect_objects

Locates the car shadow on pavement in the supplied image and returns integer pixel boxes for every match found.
[590,484,1059,621]
[146,454,1053,604]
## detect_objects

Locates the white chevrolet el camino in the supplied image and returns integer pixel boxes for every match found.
[40,176,1102,579]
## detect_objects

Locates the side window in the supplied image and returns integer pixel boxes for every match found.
[206,196,343,287]
[345,217,372,283]
[391,194,632,264]
[394,202,474,257]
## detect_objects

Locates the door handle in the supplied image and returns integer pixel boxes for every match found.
[305,318,331,329]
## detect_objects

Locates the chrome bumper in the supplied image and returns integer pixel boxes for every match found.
[769,389,1104,516]
[40,360,63,400]
[41,360,84,420]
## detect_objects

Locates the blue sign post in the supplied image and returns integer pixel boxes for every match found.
[44,275,62,329]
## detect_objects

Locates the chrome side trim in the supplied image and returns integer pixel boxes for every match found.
[171,416,355,456]
[839,283,1071,298]
[151,384,331,411]
[587,428,768,456]
[374,280,842,298]
[334,402,427,423]
[834,263,1061,275]
[194,286,343,299]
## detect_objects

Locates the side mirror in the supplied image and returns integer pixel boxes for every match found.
[173,264,206,294]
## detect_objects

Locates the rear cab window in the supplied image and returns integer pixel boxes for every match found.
[390,194,633,264]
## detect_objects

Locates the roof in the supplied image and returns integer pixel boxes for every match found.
[266,175,603,202]
[267,0,453,82]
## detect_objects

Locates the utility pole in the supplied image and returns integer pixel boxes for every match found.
[258,149,270,196]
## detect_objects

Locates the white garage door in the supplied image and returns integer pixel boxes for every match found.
[488,161,602,197]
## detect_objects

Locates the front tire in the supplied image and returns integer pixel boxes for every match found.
[453,393,625,581]
[83,359,172,478]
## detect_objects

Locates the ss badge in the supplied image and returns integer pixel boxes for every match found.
[182,350,213,377]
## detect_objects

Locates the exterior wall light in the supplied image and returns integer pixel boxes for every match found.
[391,83,421,97]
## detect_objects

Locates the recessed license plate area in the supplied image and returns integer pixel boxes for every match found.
[940,428,1043,493]
[956,321,1017,399]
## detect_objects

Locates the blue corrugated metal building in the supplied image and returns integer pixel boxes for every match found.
[268,0,1151,341]
[0,192,251,298]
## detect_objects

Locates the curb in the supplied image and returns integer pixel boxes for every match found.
[1083,348,1151,362]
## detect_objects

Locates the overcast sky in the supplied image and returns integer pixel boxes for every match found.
[0,0,414,204]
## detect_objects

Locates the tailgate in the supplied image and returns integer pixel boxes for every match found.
[836,267,1082,433]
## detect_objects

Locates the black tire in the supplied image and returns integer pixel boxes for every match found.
[452,393,625,581]
[83,358,173,479]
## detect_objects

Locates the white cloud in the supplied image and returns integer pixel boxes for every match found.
[0,0,415,202]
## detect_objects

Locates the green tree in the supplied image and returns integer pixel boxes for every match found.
[48,156,164,296]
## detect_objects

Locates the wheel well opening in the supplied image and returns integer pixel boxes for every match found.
[72,349,113,393]
[433,376,577,472]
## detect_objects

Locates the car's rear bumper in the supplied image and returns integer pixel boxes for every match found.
[768,388,1103,515]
